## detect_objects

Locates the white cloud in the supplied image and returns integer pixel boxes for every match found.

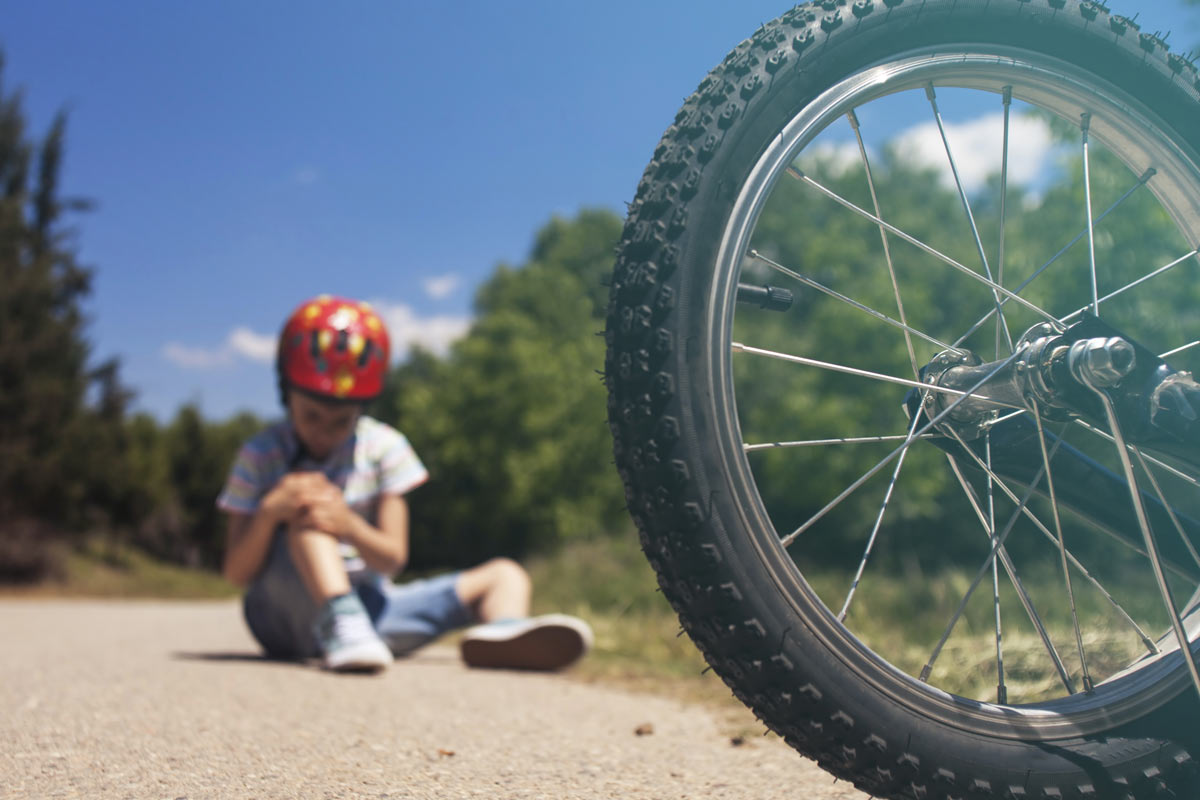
[370,299,471,359]
[893,112,1055,194]
[422,273,461,300]
[798,140,867,176]
[163,326,276,370]
[293,166,319,185]
[228,326,276,362]
[162,342,234,369]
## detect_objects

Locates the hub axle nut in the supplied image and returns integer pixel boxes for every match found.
[1068,336,1136,387]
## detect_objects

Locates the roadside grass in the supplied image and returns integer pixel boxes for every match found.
[0,538,238,600]
[526,534,732,706]
[530,533,1171,707]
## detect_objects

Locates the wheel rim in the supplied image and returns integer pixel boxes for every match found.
[710,46,1200,737]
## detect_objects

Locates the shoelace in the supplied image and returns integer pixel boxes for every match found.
[326,610,377,648]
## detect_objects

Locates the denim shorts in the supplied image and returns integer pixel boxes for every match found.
[243,531,474,659]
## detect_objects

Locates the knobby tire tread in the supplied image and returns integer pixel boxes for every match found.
[606,1,1200,798]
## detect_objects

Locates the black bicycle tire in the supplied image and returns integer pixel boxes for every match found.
[606,1,1200,798]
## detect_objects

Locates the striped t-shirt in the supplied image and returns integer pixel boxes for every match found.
[216,415,428,576]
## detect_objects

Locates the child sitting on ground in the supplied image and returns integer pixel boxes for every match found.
[217,294,592,672]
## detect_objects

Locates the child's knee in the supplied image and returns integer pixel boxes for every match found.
[484,557,530,592]
[285,523,338,548]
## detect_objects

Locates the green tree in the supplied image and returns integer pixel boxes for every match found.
[0,54,125,579]
[156,406,261,568]
[736,153,977,567]
[377,209,626,567]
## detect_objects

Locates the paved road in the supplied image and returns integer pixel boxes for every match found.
[1,600,871,799]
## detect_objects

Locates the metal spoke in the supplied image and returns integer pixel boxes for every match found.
[779,349,1027,548]
[981,409,1028,428]
[1073,419,1200,491]
[996,87,1013,361]
[838,406,925,621]
[731,341,1013,404]
[926,85,1014,353]
[749,249,961,354]
[849,109,920,379]
[1086,383,1200,700]
[946,426,1160,654]
[1061,250,1200,325]
[786,166,1063,328]
[1081,114,1100,318]
[920,452,1075,693]
[986,435,1007,702]
[942,451,1074,695]
[1134,448,1200,571]
[1032,403,1094,691]
[744,434,938,452]
[1162,341,1200,360]
[951,169,1155,350]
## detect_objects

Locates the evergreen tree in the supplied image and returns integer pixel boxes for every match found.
[0,54,123,578]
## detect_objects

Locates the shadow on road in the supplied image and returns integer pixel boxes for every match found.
[172,650,310,668]
[171,647,464,670]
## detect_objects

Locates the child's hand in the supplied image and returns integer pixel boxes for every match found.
[262,472,335,523]
[294,482,355,537]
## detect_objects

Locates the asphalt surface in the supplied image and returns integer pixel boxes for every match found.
[1,599,871,799]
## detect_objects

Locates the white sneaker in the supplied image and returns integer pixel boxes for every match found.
[313,593,393,673]
[460,614,593,671]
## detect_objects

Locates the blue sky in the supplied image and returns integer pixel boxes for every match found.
[4,1,1199,421]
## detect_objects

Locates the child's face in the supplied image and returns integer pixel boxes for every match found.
[287,392,362,460]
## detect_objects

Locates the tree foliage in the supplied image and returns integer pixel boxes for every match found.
[121,407,262,567]
[0,55,119,578]
[0,57,263,580]
[376,210,626,566]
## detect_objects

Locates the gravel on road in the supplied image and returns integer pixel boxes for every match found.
[1,599,872,800]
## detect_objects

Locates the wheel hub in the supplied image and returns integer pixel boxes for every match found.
[913,316,1200,464]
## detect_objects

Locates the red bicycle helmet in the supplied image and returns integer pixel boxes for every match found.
[276,295,390,402]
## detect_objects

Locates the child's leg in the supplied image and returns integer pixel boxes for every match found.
[285,524,351,602]
[243,529,321,659]
[368,558,531,657]
[368,572,473,656]
[283,523,392,671]
[456,559,593,670]
[454,558,532,622]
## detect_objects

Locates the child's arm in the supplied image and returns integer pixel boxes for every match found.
[347,493,410,576]
[295,485,410,576]
[221,508,282,587]
[221,473,326,586]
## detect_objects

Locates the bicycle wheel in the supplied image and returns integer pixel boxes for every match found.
[606,1,1200,797]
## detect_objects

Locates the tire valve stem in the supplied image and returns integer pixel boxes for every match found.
[736,281,795,312]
